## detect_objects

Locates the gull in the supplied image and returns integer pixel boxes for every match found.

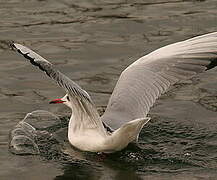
[12,32,217,153]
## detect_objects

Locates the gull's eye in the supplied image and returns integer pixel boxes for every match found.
[67,96,70,101]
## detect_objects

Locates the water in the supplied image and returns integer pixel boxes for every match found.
[1,0,217,179]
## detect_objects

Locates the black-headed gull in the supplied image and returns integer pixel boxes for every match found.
[12,32,217,153]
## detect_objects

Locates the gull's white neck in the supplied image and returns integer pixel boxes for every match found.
[67,112,108,152]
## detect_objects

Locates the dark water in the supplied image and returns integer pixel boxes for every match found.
[1,0,217,179]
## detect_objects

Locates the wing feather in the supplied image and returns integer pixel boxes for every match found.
[12,43,92,103]
[12,43,105,132]
[101,32,217,130]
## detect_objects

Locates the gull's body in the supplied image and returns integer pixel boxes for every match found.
[12,32,217,153]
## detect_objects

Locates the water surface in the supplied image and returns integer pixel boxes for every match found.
[1,0,217,179]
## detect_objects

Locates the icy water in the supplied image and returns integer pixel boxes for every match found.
[1,0,217,179]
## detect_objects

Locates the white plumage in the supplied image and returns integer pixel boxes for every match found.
[12,32,217,153]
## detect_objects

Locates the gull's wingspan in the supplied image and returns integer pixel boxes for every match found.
[12,43,105,133]
[101,32,217,130]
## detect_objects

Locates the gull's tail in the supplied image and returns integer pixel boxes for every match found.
[103,117,151,153]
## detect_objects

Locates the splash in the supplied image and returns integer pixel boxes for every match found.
[9,110,61,155]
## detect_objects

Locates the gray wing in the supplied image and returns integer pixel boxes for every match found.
[12,43,91,102]
[101,32,217,130]
[12,43,105,132]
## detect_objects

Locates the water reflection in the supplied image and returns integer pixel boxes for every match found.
[55,165,143,180]
[54,152,143,180]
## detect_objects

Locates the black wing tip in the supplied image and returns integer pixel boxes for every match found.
[11,43,39,66]
[12,43,34,60]
[206,58,217,71]
[10,43,23,56]
[10,43,15,48]
[10,42,17,50]
[11,43,52,75]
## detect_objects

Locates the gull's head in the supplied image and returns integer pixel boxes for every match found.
[49,94,72,109]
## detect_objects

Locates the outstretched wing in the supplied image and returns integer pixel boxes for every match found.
[12,43,105,134]
[12,43,91,102]
[101,32,217,130]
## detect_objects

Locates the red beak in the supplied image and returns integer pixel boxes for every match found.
[49,98,65,104]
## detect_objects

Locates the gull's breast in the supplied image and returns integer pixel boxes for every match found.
[68,129,109,152]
